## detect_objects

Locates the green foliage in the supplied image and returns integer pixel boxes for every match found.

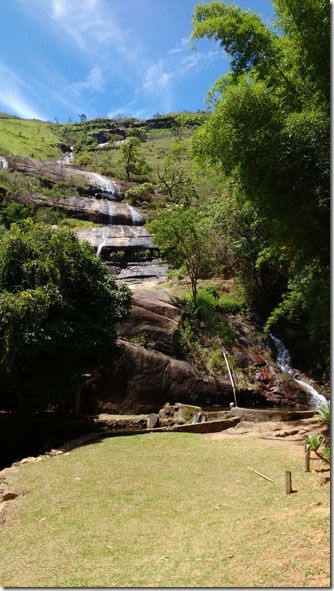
[155,140,197,205]
[117,137,151,180]
[175,284,236,370]
[273,0,329,101]
[316,401,330,426]
[304,434,330,465]
[0,220,131,413]
[127,127,147,142]
[191,0,330,378]
[124,182,154,205]
[185,284,243,319]
[304,434,325,452]
[148,206,219,306]
[192,2,278,80]
[321,443,330,464]
[304,400,330,465]
[0,201,34,227]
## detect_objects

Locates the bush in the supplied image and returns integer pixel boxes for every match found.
[0,220,131,414]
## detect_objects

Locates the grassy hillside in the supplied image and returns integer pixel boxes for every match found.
[0,115,62,160]
[0,111,206,168]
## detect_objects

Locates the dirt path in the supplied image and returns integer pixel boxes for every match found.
[206,416,329,448]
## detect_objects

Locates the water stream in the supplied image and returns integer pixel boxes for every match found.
[270,334,326,407]
[87,172,117,198]
[0,156,9,169]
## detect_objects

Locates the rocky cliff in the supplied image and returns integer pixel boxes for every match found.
[82,283,329,414]
[3,155,329,414]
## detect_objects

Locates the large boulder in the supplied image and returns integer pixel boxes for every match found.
[118,288,182,354]
[92,340,232,414]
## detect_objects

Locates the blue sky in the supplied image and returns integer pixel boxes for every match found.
[0,0,275,123]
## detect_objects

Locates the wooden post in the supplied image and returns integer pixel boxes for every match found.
[285,470,292,494]
[223,351,238,407]
[304,449,310,472]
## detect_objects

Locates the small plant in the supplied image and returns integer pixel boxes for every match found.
[176,317,202,361]
[206,347,226,374]
[321,444,330,464]
[316,400,330,426]
[304,434,330,465]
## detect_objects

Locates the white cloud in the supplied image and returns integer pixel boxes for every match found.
[51,0,67,19]
[141,46,219,103]
[48,0,141,66]
[18,0,141,62]
[11,0,223,120]
[143,62,173,95]
[0,62,46,120]
[62,66,105,96]
[176,49,220,76]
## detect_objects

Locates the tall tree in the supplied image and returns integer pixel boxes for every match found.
[0,221,131,414]
[191,0,330,377]
[155,140,197,205]
[148,205,229,306]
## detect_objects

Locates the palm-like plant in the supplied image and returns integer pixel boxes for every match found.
[316,401,330,426]
[304,434,330,465]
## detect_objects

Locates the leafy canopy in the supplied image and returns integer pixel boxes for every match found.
[0,220,131,412]
[191,0,330,377]
[147,205,228,306]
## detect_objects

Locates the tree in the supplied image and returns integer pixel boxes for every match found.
[117,137,151,180]
[0,220,131,414]
[155,140,198,205]
[191,0,330,377]
[147,206,225,306]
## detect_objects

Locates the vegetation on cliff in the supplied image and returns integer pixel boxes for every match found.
[190,0,330,377]
[0,0,329,396]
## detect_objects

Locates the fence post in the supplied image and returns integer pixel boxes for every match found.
[304,449,310,472]
[285,470,292,494]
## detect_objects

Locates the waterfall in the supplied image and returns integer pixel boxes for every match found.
[270,334,326,408]
[96,201,116,257]
[127,205,144,226]
[97,227,109,258]
[87,172,117,198]
[0,156,9,169]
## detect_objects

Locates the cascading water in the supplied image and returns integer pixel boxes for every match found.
[87,172,117,198]
[0,156,9,169]
[72,168,167,281]
[127,205,144,226]
[97,201,116,257]
[96,227,109,257]
[270,334,326,408]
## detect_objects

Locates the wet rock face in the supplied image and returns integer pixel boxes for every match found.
[252,364,312,407]
[8,155,166,282]
[9,156,129,197]
[53,197,146,226]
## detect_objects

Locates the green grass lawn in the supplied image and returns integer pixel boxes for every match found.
[0,432,330,587]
